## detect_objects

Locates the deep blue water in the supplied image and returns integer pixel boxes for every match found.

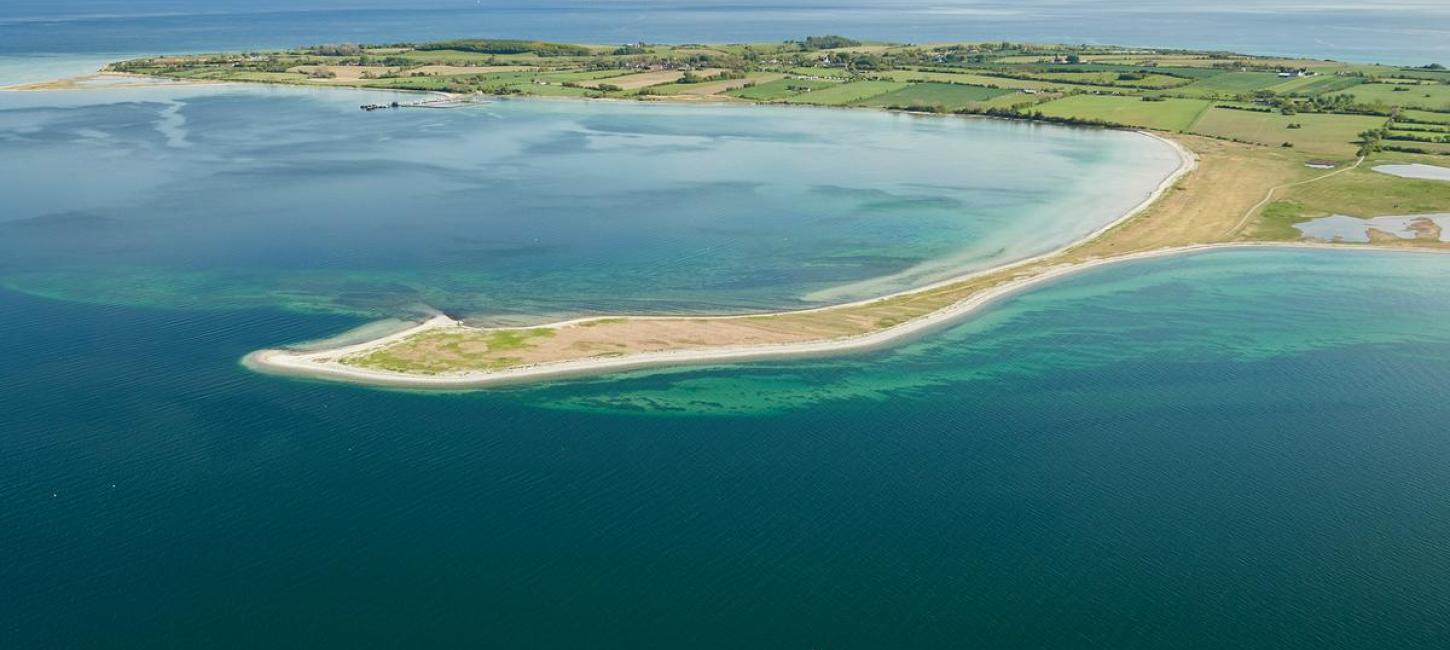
[5,3,1450,647]
[5,249,1450,647]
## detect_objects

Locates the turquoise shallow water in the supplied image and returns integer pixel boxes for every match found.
[4,248,1450,647]
[0,84,1178,322]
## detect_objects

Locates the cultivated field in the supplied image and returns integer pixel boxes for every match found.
[856,82,1014,110]
[1034,95,1211,131]
[1188,108,1388,157]
[1346,83,1450,111]
[781,80,907,105]
[726,78,839,101]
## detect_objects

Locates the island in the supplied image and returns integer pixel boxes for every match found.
[30,36,1447,387]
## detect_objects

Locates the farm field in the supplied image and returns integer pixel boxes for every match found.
[780,80,907,105]
[1265,75,1364,96]
[1400,109,1450,125]
[1345,83,1450,111]
[725,77,838,100]
[1188,108,1387,157]
[1033,95,1211,131]
[1383,141,1450,155]
[972,91,1050,109]
[1027,71,1190,89]
[643,72,783,96]
[534,69,633,83]
[1176,72,1285,96]
[581,70,690,90]
[883,70,1064,91]
[855,82,1014,110]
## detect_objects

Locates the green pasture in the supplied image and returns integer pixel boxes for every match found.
[1033,94,1211,131]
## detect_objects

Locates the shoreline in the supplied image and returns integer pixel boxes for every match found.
[242,242,1446,389]
[7,53,1444,389]
[244,132,1195,389]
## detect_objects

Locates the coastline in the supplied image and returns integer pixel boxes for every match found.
[12,59,1438,389]
[242,242,1446,389]
[244,131,1195,389]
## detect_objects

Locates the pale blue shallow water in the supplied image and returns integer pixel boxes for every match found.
[0,84,1180,321]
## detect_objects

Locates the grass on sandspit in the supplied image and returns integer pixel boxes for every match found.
[1276,156,1450,218]
[1252,201,1313,240]
[1242,152,1450,240]
[344,327,555,374]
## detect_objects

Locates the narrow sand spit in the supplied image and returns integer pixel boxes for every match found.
[244,241,1448,389]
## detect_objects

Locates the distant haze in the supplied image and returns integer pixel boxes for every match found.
[1,1,1446,65]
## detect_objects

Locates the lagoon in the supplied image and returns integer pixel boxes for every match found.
[0,84,1180,322]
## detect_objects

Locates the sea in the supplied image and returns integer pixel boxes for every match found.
[3,2,1450,648]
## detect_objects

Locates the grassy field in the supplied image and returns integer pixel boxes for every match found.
[1033,95,1211,131]
[1383,141,1450,155]
[1026,71,1190,89]
[726,77,839,100]
[1264,75,1364,96]
[1188,108,1387,157]
[1246,152,1450,239]
[881,70,1064,91]
[973,91,1050,109]
[536,69,634,83]
[1345,83,1450,111]
[855,82,1013,110]
[1401,110,1450,125]
[787,66,854,79]
[642,72,782,96]
[780,80,907,105]
[1175,72,1285,96]
[581,70,688,90]
[345,328,556,374]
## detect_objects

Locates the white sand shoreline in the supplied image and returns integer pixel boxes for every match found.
[246,131,1198,388]
[247,132,1202,389]
[234,126,1438,390]
[243,242,1447,389]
